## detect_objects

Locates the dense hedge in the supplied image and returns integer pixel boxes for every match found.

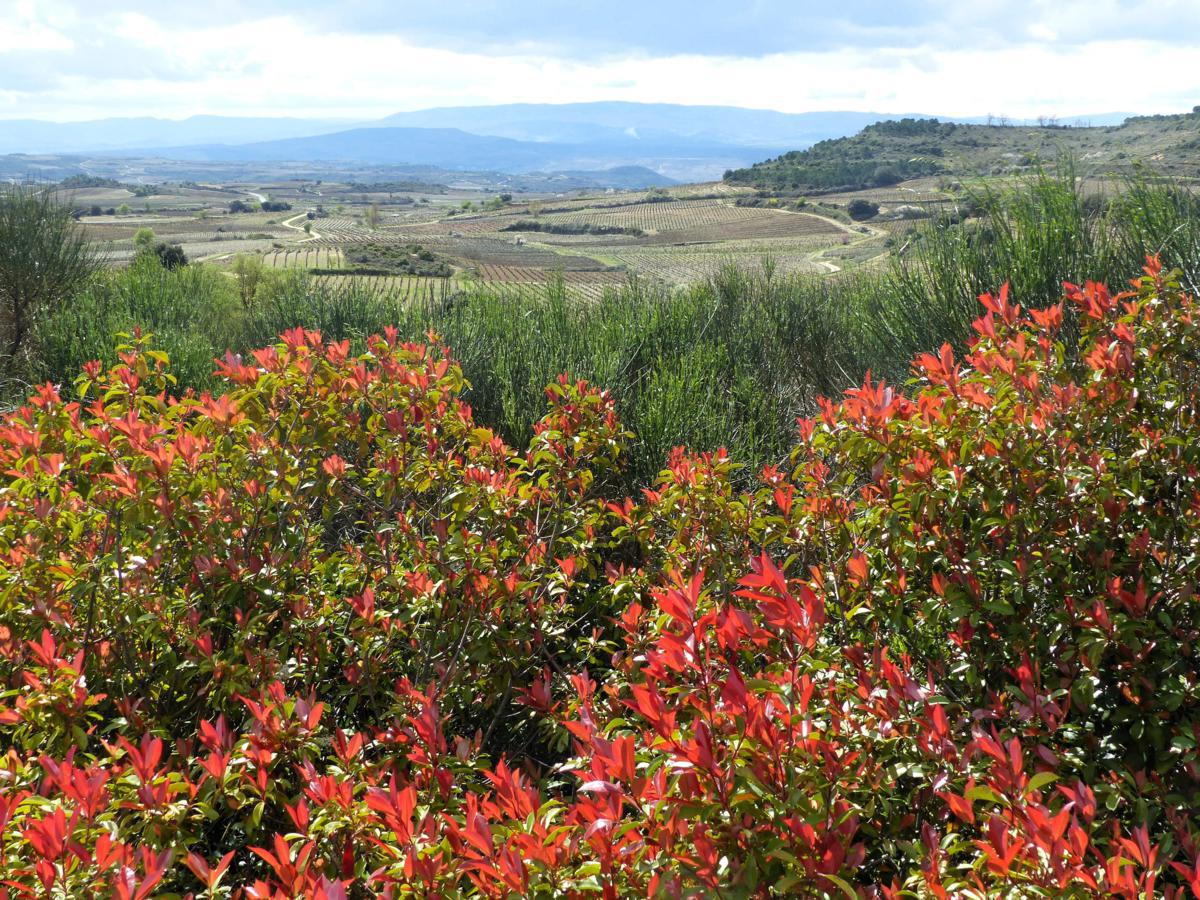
[1,260,1199,896]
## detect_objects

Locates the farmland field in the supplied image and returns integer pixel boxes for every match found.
[73,174,923,286]
[264,247,345,269]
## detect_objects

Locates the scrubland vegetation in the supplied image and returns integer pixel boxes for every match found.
[10,170,1200,484]
[1,164,1200,895]
[727,109,1200,191]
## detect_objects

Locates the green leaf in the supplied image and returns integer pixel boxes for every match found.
[966,784,1001,804]
[1026,771,1058,794]
[822,872,859,898]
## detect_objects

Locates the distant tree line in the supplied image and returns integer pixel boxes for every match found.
[58,175,158,197]
[499,220,644,236]
[343,180,447,194]
[229,199,292,214]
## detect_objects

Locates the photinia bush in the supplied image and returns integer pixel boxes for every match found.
[0,259,1197,897]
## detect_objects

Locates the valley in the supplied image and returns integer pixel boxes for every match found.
[66,173,930,302]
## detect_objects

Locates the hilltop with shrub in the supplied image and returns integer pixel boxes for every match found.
[727,110,1200,191]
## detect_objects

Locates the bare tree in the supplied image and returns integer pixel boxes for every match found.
[0,186,99,369]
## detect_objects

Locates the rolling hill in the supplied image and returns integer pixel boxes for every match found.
[726,110,1200,192]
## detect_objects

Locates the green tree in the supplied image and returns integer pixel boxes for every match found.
[0,186,99,367]
[116,203,131,216]
[231,253,265,307]
[153,242,188,270]
[847,198,880,220]
[364,203,381,229]
[133,227,156,252]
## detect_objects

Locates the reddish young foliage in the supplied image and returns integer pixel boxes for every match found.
[0,260,1198,896]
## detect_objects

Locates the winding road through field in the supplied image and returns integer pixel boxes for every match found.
[282,211,321,242]
[805,213,890,275]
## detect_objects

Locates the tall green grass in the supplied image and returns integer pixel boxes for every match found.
[25,260,865,484]
[872,166,1200,375]
[17,167,1200,486]
[29,256,242,393]
[406,267,867,483]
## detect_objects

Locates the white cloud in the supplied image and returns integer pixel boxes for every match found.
[0,6,1196,120]
[0,2,74,53]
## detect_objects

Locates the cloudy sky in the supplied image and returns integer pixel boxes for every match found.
[3,0,1198,121]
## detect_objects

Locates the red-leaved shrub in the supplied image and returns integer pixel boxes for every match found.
[0,259,1198,897]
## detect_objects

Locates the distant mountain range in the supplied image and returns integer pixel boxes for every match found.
[0,102,1141,185]
[154,125,773,182]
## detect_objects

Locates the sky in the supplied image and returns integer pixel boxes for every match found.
[2,0,1198,121]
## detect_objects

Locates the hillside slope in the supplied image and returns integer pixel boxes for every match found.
[726,110,1200,191]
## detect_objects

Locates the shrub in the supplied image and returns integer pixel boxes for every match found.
[1,260,1199,894]
[342,243,450,276]
[892,203,930,220]
[231,252,265,307]
[0,185,99,367]
[153,241,188,270]
[132,227,156,251]
[847,198,881,220]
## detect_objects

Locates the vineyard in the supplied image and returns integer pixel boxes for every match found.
[598,244,826,281]
[181,238,279,261]
[302,274,458,304]
[307,216,380,243]
[534,199,825,233]
[78,175,907,286]
[264,247,345,269]
[396,196,873,285]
